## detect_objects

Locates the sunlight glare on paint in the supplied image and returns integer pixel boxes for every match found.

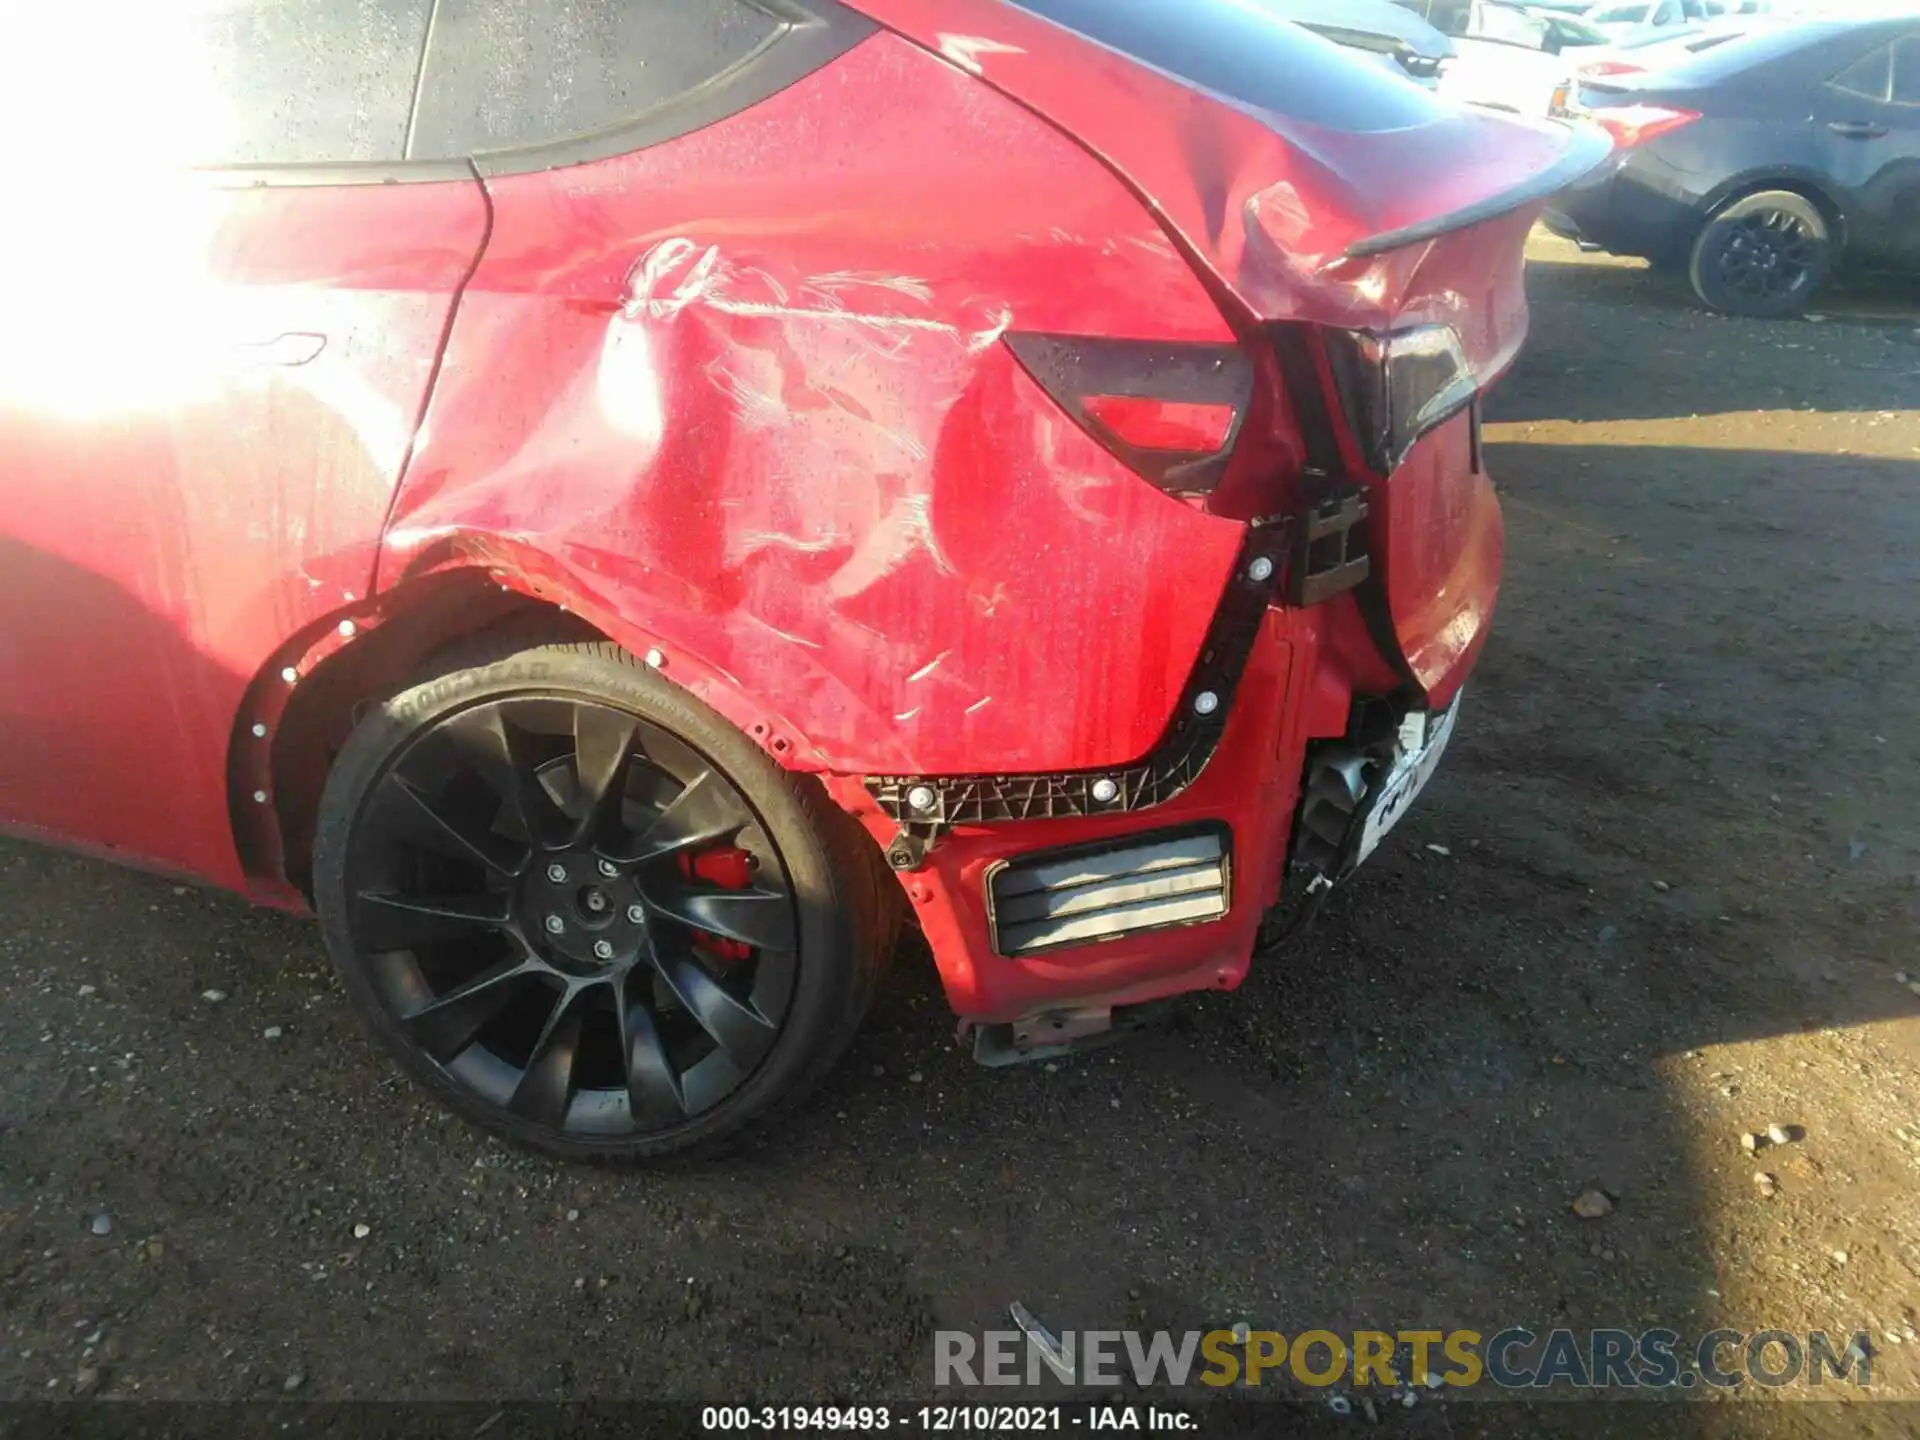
[0,3,238,417]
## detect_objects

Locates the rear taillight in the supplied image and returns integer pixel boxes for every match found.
[1081,394,1237,453]
[1006,334,1252,495]
[1591,104,1700,149]
[1322,325,1481,476]
[1579,59,1646,78]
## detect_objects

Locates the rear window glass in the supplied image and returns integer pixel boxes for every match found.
[1000,0,1448,133]
[411,0,780,159]
[1549,17,1612,45]
[1479,7,1549,47]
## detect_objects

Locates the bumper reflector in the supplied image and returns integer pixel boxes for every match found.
[989,827,1230,956]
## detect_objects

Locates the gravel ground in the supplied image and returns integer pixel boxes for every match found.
[2,234,1917,1437]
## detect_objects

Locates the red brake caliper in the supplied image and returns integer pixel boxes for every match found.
[678,846,755,963]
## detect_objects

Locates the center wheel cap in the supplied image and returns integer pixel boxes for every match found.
[526,853,645,975]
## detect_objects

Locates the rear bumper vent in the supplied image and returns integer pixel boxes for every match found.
[988,827,1231,957]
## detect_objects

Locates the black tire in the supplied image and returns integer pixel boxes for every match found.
[311,638,886,1162]
[1688,190,1834,319]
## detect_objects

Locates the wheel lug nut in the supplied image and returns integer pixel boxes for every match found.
[546,863,568,883]
[544,915,565,935]
[597,859,619,878]
[592,940,615,961]
[626,904,646,924]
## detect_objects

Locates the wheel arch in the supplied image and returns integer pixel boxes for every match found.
[229,546,867,901]
[1694,170,1852,258]
[228,570,569,901]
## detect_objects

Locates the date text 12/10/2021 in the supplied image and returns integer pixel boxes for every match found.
[701,1406,1194,1432]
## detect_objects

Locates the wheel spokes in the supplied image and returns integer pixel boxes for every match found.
[351,694,800,1140]
[399,953,539,1062]
[387,773,526,876]
[649,886,796,953]
[356,889,513,951]
[605,770,750,866]
[612,974,688,1127]
[651,947,779,1068]
[569,707,640,846]
[507,982,589,1128]
[1720,212,1815,298]
[441,705,571,851]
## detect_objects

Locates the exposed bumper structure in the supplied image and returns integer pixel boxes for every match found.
[835,407,1502,1031]
[862,525,1294,869]
[833,570,1357,1024]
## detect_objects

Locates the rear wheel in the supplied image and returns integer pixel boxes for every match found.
[1688,190,1833,319]
[312,639,884,1161]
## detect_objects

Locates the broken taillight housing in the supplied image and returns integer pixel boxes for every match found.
[1322,324,1482,476]
[1591,104,1700,150]
[1005,333,1253,495]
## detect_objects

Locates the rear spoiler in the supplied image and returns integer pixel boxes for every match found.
[1345,123,1613,258]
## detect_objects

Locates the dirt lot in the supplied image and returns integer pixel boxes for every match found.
[2,234,1918,1437]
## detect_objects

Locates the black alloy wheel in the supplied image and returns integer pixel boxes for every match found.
[313,639,884,1160]
[1689,190,1834,320]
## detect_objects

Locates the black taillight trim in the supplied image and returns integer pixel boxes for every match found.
[1272,323,1422,695]
[1323,325,1480,477]
[1005,332,1253,494]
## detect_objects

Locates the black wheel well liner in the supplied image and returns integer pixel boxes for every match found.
[233,571,899,915]
[233,573,594,898]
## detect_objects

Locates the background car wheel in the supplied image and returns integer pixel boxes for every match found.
[1687,190,1833,319]
[312,638,888,1161]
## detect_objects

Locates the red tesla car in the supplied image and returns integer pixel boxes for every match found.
[0,0,1603,1159]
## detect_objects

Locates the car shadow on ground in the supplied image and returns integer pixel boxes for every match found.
[1498,240,1920,430]
[1526,248,1920,326]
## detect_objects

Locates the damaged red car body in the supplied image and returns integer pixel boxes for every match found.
[0,0,1604,1157]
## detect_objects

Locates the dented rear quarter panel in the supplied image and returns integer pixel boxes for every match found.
[383,31,1250,777]
[845,0,1580,705]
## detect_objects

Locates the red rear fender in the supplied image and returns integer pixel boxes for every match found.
[848,0,1603,702]
[383,31,1246,777]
